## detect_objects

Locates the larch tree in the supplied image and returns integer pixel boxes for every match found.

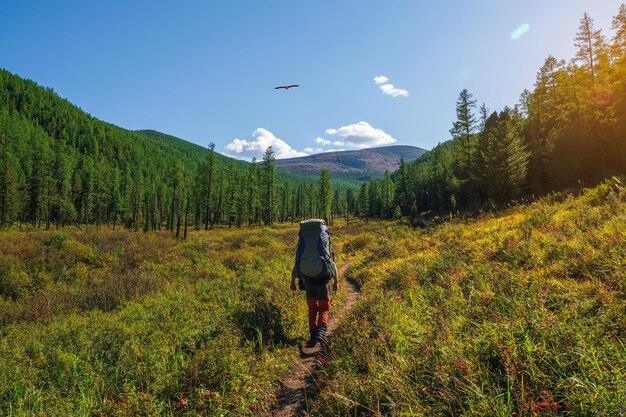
[0,146,17,228]
[368,179,381,219]
[612,4,626,57]
[318,169,332,224]
[357,183,369,222]
[381,170,394,218]
[261,147,276,226]
[574,13,606,82]
[450,89,478,203]
[394,158,410,215]
[203,142,217,230]
[166,161,183,232]
[246,158,259,226]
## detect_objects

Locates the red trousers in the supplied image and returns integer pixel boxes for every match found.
[306,297,330,331]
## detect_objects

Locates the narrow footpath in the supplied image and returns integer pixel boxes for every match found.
[272,262,357,417]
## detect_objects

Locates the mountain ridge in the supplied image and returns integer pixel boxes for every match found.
[275,145,427,181]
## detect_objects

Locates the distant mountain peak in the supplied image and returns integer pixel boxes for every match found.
[275,145,427,180]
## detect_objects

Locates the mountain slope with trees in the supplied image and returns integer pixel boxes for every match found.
[0,70,351,230]
[355,6,626,222]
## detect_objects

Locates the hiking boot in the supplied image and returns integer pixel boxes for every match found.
[306,331,317,347]
[317,326,329,347]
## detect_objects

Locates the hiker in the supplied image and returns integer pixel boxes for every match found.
[290,219,338,347]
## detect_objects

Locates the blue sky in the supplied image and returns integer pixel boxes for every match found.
[1,0,623,160]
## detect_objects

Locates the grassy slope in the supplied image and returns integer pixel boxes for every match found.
[310,178,626,416]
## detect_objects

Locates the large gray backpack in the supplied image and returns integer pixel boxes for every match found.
[294,219,337,287]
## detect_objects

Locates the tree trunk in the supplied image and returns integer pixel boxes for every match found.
[184,199,189,239]
[176,203,181,239]
[169,185,177,231]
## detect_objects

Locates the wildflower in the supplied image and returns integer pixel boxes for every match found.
[532,390,560,414]
[172,396,188,410]
[454,359,468,375]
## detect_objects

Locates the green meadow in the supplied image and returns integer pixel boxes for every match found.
[1,178,625,416]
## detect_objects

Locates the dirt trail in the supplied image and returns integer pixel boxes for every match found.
[271,262,357,417]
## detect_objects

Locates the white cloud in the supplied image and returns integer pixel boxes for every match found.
[224,128,308,161]
[511,23,530,40]
[379,83,409,97]
[314,137,332,145]
[372,75,409,97]
[324,121,396,148]
[373,75,389,85]
[304,147,323,154]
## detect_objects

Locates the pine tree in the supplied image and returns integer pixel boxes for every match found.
[610,5,626,165]
[612,4,626,57]
[236,175,248,227]
[261,147,276,226]
[345,187,355,216]
[394,158,410,215]
[0,146,16,228]
[332,189,340,225]
[202,143,217,230]
[166,162,183,231]
[450,89,478,203]
[224,160,237,228]
[368,179,381,218]
[246,158,259,226]
[319,169,332,224]
[574,13,606,81]
[428,143,458,209]
[381,170,394,218]
[357,183,369,222]
[479,108,529,202]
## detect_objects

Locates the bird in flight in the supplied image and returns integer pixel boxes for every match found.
[274,84,300,90]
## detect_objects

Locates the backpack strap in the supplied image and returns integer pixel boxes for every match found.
[292,232,303,278]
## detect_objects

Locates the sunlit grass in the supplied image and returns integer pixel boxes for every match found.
[0,223,352,416]
[1,178,624,415]
[310,178,626,416]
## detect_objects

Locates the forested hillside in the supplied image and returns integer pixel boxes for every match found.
[0,70,351,231]
[355,7,626,221]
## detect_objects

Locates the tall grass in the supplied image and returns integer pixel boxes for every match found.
[0,225,351,416]
[310,178,626,416]
[1,178,624,415]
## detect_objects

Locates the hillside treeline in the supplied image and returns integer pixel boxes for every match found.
[358,7,626,220]
[0,69,342,230]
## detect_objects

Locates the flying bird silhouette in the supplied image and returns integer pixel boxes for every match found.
[274,84,300,90]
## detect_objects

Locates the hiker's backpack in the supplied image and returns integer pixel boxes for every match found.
[294,219,337,288]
